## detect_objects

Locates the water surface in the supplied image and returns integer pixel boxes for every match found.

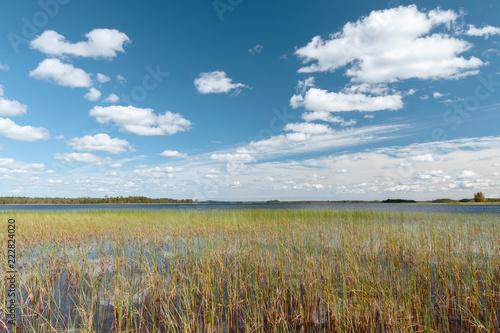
[1,202,499,213]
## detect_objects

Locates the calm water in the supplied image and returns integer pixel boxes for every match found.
[1,202,500,213]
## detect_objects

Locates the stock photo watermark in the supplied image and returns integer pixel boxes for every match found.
[385,71,500,182]
[45,64,169,178]
[213,0,244,21]
[5,218,17,328]
[199,106,297,199]
[120,65,169,106]
[7,0,70,53]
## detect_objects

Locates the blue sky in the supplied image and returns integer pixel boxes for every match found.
[1,0,500,200]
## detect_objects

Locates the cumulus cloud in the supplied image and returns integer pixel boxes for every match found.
[0,63,8,71]
[248,44,263,55]
[30,29,131,59]
[84,87,102,101]
[29,58,92,88]
[160,150,188,158]
[465,25,500,38]
[103,94,120,103]
[0,117,49,141]
[96,73,110,83]
[0,87,27,116]
[433,92,445,99]
[89,105,192,136]
[53,152,111,164]
[291,87,403,112]
[295,5,484,83]
[194,71,246,94]
[68,134,135,154]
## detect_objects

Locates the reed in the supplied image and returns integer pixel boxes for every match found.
[0,209,499,332]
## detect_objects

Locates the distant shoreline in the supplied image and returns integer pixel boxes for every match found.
[2,201,500,206]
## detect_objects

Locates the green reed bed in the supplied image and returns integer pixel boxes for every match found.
[0,209,499,332]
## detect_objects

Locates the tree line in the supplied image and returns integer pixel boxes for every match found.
[0,196,195,205]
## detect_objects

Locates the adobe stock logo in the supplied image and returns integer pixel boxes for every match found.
[120,65,169,106]
[7,0,70,53]
[213,0,244,21]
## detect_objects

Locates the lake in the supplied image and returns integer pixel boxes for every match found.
[1,202,500,213]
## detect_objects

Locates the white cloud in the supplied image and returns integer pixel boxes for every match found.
[295,5,484,83]
[457,170,479,179]
[6,132,500,200]
[53,152,110,164]
[410,154,434,162]
[465,25,500,38]
[29,58,92,88]
[89,105,192,136]
[235,124,406,160]
[433,92,445,99]
[0,117,49,141]
[0,158,45,174]
[248,44,263,55]
[210,153,256,163]
[0,87,27,116]
[30,29,131,59]
[160,150,188,158]
[296,77,317,94]
[364,114,375,119]
[291,87,403,112]
[0,63,8,71]
[300,111,356,126]
[116,74,126,84]
[133,166,183,178]
[343,83,391,95]
[96,73,110,83]
[194,71,246,94]
[68,134,135,154]
[284,122,333,135]
[103,94,120,103]
[84,87,102,101]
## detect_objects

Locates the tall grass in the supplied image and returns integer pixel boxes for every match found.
[0,209,499,332]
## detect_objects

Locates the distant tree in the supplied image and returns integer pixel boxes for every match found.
[382,199,417,204]
[474,192,486,202]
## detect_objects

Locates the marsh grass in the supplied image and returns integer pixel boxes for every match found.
[0,209,499,332]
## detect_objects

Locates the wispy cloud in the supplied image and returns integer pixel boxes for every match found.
[53,152,111,165]
[248,44,263,55]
